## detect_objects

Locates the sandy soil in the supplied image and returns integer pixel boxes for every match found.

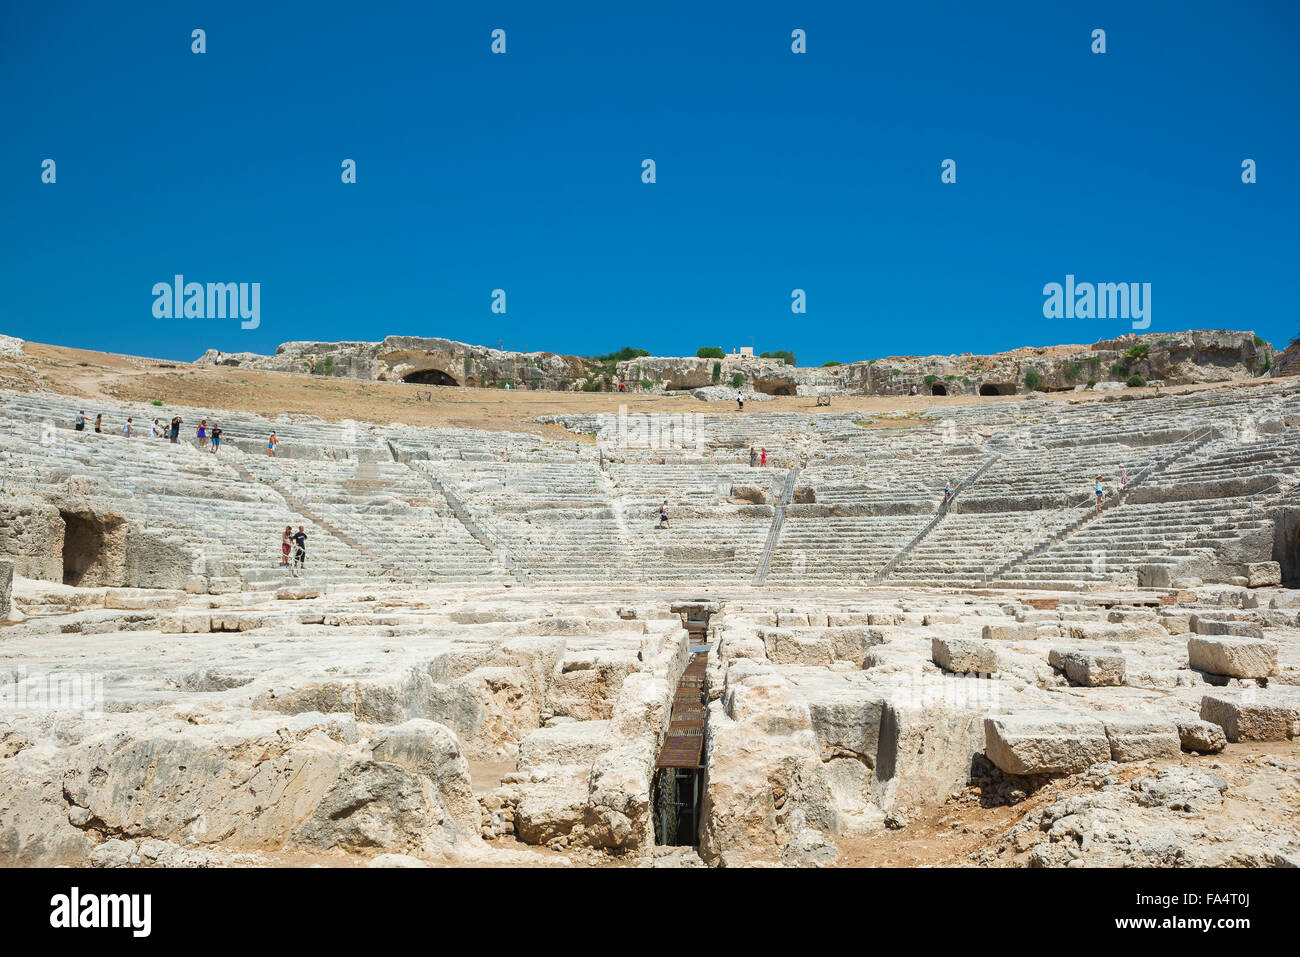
[1,340,1284,440]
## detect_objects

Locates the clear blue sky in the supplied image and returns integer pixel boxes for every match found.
[2,1,1296,366]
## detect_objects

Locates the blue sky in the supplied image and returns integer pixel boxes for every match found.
[2,1,1296,366]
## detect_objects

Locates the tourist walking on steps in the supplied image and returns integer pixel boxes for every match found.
[75,410,85,432]
[749,446,757,467]
[170,416,181,443]
[196,420,208,449]
[1119,464,1129,493]
[281,526,292,566]
[291,526,307,574]
[268,432,278,457]
[1095,475,1104,513]
[211,425,222,453]
[94,414,102,434]
[122,417,133,438]
[941,478,954,506]
[760,447,767,466]
[737,392,744,411]
[657,501,670,529]
[151,418,161,439]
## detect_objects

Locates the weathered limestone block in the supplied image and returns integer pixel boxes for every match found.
[275,585,323,600]
[699,676,838,866]
[1048,648,1125,687]
[729,484,767,505]
[545,652,639,721]
[1066,621,1167,642]
[874,699,984,810]
[583,741,655,851]
[1102,715,1181,762]
[160,613,211,634]
[1245,562,1282,587]
[761,628,832,667]
[982,622,1039,641]
[1200,691,1300,742]
[825,625,887,666]
[931,636,997,675]
[513,766,593,844]
[1190,615,1264,639]
[1187,636,1277,678]
[517,720,611,771]
[57,713,372,853]
[1176,718,1227,754]
[983,712,1110,775]
[366,719,481,831]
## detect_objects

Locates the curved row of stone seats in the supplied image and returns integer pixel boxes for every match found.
[430,461,611,508]
[387,425,586,463]
[0,390,387,460]
[887,509,1077,587]
[625,512,771,584]
[801,451,982,511]
[765,514,932,584]
[424,460,635,582]
[963,442,1166,508]
[997,496,1265,589]
[237,457,511,583]
[0,416,391,589]
[607,463,785,507]
[1148,432,1300,494]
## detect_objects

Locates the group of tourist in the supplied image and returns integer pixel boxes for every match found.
[74,410,224,452]
[280,525,307,572]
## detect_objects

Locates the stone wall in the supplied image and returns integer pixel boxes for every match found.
[199,329,1274,397]
[0,500,62,581]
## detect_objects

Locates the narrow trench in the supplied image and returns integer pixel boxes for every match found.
[652,602,714,847]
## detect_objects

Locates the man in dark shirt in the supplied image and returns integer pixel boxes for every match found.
[291,526,308,572]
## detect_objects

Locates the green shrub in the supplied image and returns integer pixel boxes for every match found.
[640,379,653,389]
[1062,362,1080,381]
[1087,379,1097,388]
[924,374,938,386]
[822,361,842,367]
[593,346,650,362]
[151,400,163,406]
[731,372,744,389]
[581,379,600,392]
[712,362,722,383]
[760,349,796,366]
[464,357,473,372]
[697,346,724,359]
[1110,363,1129,378]
[1024,369,1043,391]
[1126,374,1146,388]
[1125,343,1149,359]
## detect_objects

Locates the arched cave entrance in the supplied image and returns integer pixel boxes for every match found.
[402,369,460,387]
[979,383,1016,396]
[931,384,948,396]
[755,378,796,397]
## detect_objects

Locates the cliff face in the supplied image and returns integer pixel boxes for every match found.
[618,331,1272,397]
[197,330,1273,396]
[199,336,588,390]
